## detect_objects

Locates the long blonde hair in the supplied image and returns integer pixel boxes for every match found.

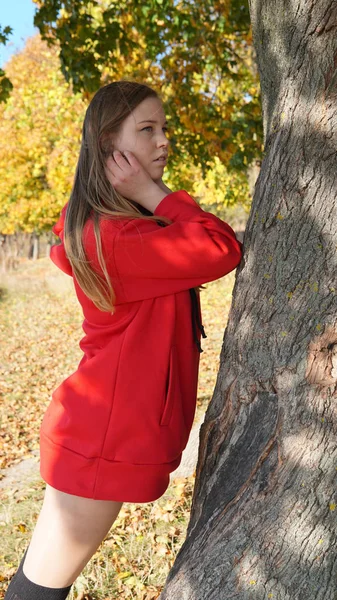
[63,81,172,313]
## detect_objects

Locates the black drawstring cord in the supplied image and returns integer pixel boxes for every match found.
[189,289,202,352]
[156,219,207,353]
[189,288,207,353]
[194,293,207,340]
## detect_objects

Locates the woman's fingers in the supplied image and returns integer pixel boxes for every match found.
[114,150,140,168]
[105,156,118,185]
[107,151,138,177]
[110,152,123,170]
[112,150,131,166]
[116,150,130,165]
[106,152,129,178]
[105,153,128,188]
[104,150,154,201]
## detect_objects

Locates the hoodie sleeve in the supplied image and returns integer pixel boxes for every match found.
[49,203,73,276]
[106,190,243,303]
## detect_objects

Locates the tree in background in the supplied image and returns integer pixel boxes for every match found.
[0,35,250,236]
[0,1,259,235]
[0,36,86,234]
[33,0,262,177]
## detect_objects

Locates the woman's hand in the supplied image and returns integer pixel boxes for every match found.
[105,150,167,210]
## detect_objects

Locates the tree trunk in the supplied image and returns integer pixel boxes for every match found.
[247,159,261,198]
[30,232,40,260]
[160,1,337,599]
[45,231,53,258]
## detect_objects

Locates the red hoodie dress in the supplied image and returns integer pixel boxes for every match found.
[39,190,243,502]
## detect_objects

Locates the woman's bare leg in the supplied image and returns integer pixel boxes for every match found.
[22,483,123,588]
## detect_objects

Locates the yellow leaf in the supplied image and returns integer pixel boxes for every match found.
[116,571,133,579]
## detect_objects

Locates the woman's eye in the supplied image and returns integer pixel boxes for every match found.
[141,126,170,133]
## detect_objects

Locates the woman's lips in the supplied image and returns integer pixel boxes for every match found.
[154,157,167,164]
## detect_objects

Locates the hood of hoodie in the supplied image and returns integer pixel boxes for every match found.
[50,203,73,277]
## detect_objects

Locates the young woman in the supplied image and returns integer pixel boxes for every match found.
[5,80,243,600]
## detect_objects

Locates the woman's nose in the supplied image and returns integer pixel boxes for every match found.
[157,132,170,148]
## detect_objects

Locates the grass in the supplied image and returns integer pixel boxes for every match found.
[0,256,237,599]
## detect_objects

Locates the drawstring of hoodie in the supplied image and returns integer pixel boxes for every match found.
[189,288,207,353]
[156,217,207,353]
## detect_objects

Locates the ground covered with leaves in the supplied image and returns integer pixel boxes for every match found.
[0,257,236,599]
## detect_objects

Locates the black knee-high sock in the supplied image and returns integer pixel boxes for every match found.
[4,547,73,600]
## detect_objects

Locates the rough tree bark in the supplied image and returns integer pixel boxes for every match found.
[160,1,337,599]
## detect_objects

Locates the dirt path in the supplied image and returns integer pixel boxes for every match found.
[0,450,40,493]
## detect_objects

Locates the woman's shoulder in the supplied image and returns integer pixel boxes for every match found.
[83,209,162,241]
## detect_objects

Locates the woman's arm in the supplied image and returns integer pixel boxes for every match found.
[91,189,243,304]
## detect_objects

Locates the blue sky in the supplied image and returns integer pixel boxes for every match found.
[0,0,38,67]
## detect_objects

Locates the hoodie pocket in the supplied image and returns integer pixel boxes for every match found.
[160,345,178,427]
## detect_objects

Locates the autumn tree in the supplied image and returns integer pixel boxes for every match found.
[0,32,251,236]
[1,0,261,234]
[0,36,86,234]
[0,1,263,235]
[157,1,337,598]
[33,0,262,181]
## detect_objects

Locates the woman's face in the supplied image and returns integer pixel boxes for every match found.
[112,96,170,182]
